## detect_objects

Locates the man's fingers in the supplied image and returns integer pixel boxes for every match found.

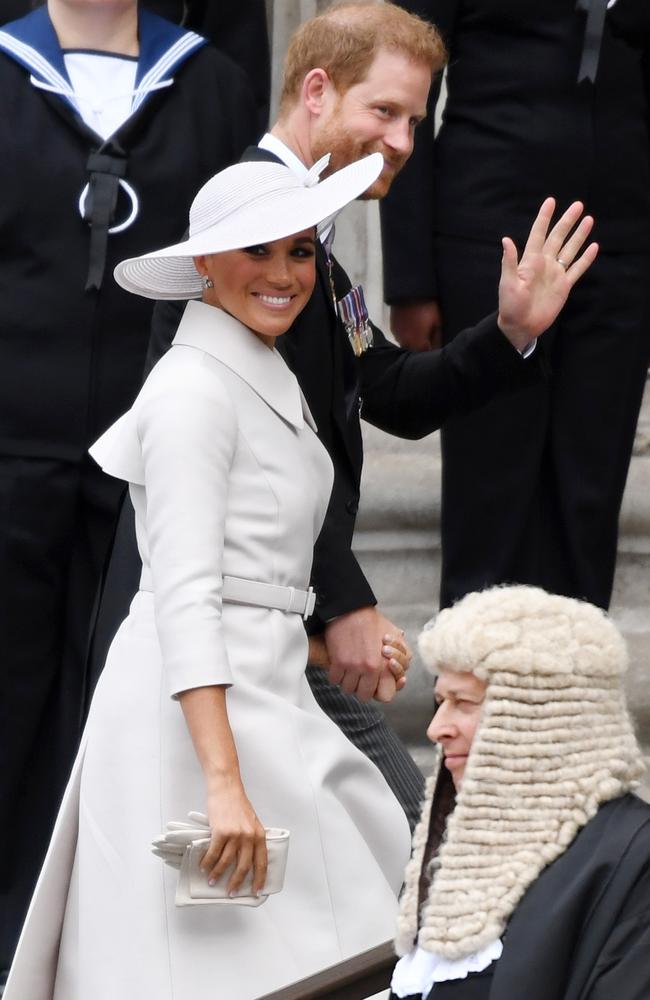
[565,241,599,286]
[500,236,519,277]
[327,665,345,686]
[355,673,380,702]
[340,669,362,695]
[521,197,555,255]
[544,199,584,257]
[555,215,594,269]
[374,671,398,703]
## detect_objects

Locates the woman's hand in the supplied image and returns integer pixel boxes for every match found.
[201,776,268,896]
[374,631,411,703]
[178,685,267,896]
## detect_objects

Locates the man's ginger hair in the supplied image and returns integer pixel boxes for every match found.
[278,1,446,118]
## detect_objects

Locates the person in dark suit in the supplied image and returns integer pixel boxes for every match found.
[88,0,597,840]
[381,0,650,612]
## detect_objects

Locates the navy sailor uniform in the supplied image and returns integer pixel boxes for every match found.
[0,5,258,969]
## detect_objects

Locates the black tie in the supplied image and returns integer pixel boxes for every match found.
[576,0,610,83]
[82,148,129,291]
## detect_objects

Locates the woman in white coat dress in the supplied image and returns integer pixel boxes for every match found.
[4,155,412,1000]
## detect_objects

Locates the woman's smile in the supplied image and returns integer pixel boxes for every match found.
[253,292,296,308]
[194,230,316,346]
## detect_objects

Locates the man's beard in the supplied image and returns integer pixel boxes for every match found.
[311,125,406,200]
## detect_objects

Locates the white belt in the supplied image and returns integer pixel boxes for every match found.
[222,576,316,620]
[138,571,315,620]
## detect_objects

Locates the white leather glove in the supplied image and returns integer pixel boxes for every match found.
[151,812,210,870]
[151,813,289,907]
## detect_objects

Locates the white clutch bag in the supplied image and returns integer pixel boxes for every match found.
[152,813,290,908]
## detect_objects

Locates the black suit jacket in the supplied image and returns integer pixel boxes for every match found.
[146,144,543,633]
[381,0,650,303]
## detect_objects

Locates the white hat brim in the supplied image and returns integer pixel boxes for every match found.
[114,153,383,300]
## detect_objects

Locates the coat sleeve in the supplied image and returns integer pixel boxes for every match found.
[359,314,546,439]
[137,362,237,698]
[380,0,460,303]
[308,490,377,633]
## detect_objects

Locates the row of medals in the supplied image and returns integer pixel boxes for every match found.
[328,257,374,357]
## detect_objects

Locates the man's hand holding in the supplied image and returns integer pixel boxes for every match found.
[323,606,412,703]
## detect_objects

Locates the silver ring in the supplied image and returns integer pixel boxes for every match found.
[557,256,569,271]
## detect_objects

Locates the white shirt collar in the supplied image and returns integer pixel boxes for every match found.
[257,133,335,248]
[258,132,309,182]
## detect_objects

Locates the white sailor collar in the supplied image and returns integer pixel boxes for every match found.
[173,301,317,434]
[0,6,206,121]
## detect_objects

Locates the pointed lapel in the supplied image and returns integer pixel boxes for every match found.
[315,243,363,482]
[173,301,306,431]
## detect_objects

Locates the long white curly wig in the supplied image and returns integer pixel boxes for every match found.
[395,585,645,960]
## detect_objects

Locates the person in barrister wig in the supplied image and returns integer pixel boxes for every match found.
[390,586,650,1000]
[381,0,650,613]
[87,1,598,844]
[0,0,258,976]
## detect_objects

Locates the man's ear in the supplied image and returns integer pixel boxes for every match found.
[302,68,331,116]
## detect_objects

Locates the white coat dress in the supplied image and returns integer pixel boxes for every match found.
[4,301,411,1000]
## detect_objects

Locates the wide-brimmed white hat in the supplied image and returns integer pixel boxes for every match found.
[114,152,383,300]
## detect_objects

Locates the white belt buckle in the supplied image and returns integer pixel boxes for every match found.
[303,586,316,621]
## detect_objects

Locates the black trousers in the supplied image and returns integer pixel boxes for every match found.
[306,665,424,832]
[437,240,650,610]
[0,455,123,967]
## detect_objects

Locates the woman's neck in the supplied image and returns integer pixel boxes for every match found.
[47,0,139,56]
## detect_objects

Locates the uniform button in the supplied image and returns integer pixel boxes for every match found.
[346,499,359,515]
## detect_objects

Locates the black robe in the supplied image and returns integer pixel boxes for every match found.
[393,793,650,1000]
[492,793,650,1000]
